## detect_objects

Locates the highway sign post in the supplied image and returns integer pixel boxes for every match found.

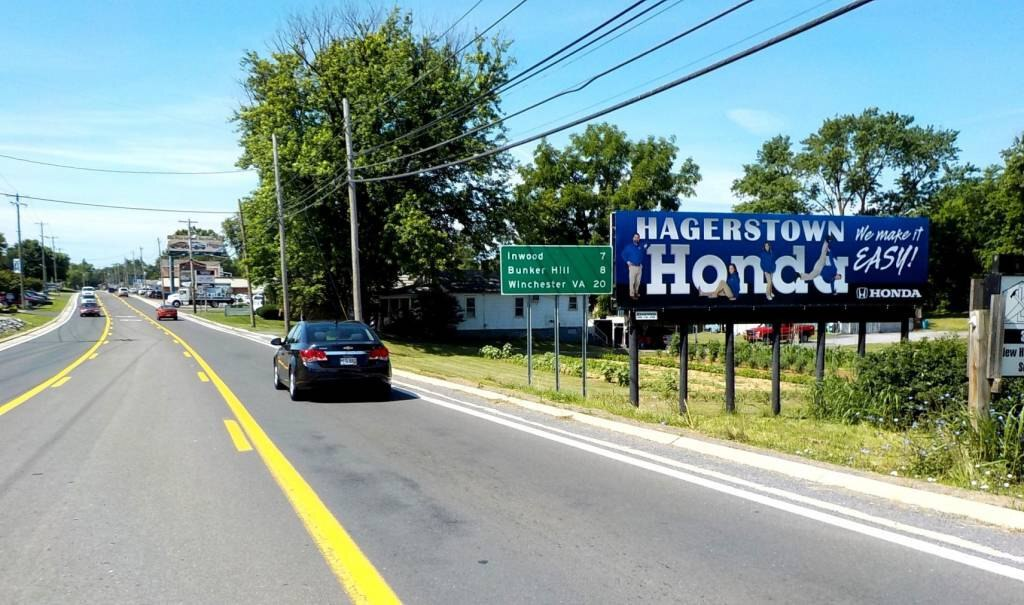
[500,245,613,395]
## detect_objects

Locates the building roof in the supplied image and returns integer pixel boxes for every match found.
[382,270,500,297]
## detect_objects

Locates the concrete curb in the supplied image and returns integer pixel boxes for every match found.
[393,369,1024,531]
[133,298,1024,531]
[0,293,78,352]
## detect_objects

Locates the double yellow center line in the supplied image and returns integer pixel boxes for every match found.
[112,296,401,604]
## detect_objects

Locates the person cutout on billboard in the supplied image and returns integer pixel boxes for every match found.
[621,232,649,300]
[700,263,740,300]
[800,235,843,293]
[759,241,777,301]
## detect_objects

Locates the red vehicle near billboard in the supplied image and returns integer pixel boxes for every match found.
[744,323,815,343]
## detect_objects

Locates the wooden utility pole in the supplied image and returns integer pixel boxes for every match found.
[178,218,198,314]
[343,98,363,322]
[967,278,991,427]
[237,200,257,328]
[272,133,291,335]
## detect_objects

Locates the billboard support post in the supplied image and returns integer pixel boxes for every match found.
[526,297,533,386]
[771,321,781,416]
[968,278,992,427]
[679,323,688,414]
[628,309,639,407]
[815,322,826,384]
[725,324,735,413]
[900,317,910,343]
[857,321,867,357]
[554,295,560,392]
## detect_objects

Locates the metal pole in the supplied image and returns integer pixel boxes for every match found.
[272,133,291,336]
[857,320,867,357]
[36,222,47,285]
[679,323,688,414]
[179,218,198,314]
[554,295,560,391]
[581,298,588,398]
[771,321,781,415]
[11,196,26,308]
[725,323,735,412]
[140,245,144,286]
[527,297,533,385]
[815,321,826,383]
[628,308,639,407]
[49,236,59,283]
[237,200,257,328]
[342,98,363,322]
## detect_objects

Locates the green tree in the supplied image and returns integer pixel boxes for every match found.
[511,123,700,245]
[1,238,65,281]
[67,259,97,289]
[234,7,515,317]
[731,135,807,214]
[796,108,958,215]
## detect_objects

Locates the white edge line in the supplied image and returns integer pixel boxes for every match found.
[395,380,1024,567]
[405,387,1024,583]
[0,293,79,353]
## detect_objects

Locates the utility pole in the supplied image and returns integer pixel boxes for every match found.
[48,236,58,283]
[272,133,291,335]
[9,195,26,308]
[35,222,47,285]
[237,200,257,328]
[343,98,363,322]
[139,245,144,286]
[178,218,198,314]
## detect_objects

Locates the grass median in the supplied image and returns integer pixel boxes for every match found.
[0,292,74,341]
[178,306,286,336]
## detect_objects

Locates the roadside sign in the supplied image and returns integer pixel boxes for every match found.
[1002,275,1024,377]
[12,258,20,274]
[500,245,612,295]
[635,311,658,321]
[196,270,215,285]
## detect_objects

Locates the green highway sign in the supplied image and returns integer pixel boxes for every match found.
[500,245,613,295]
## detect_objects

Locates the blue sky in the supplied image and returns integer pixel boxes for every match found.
[1,0,1022,266]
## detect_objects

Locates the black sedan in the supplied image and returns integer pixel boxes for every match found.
[272,320,391,401]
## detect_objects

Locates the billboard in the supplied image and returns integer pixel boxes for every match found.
[166,235,226,257]
[613,211,929,309]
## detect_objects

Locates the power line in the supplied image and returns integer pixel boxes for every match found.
[0,192,236,214]
[353,0,875,184]
[367,0,530,119]
[0,152,252,175]
[355,0,650,158]
[433,0,486,42]
[355,0,756,173]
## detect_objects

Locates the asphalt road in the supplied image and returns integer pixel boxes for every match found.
[1,291,1023,604]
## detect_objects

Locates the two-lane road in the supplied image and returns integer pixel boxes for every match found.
[2,291,1024,603]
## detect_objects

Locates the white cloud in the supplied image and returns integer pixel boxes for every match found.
[725,108,786,136]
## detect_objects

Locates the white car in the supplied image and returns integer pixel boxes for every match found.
[81,286,95,294]
[117,287,129,297]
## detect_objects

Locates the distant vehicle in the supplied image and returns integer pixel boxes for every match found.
[80,291,96,302]
[156,305,178,321]
[117,287,129,297]
[148,289,164,299]
[744,323,815,344]
[128,288,138,294]
[79,300,102,317]
[252,293,264,311]
[24,291,53,306]
[81,286,95,294]
[165,285,233,308]
[271,320,391,402]
[703,324,722,333]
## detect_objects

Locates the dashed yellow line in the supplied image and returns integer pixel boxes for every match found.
[224,419,252,452]
[183,351,192,358]
[88,353,98,360]
[197,371,210,383]
[110,295,401,604]
[1,298,112,418]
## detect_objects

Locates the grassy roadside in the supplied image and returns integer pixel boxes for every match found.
[0,292,74,341]
[177,306,286,336]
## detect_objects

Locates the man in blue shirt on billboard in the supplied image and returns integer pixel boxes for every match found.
[621,232,649,300]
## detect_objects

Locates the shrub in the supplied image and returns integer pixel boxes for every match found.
[256,304,280,320]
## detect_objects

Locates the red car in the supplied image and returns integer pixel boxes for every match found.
[156,305,178,321]
[79,301,102,317]
[744,323,815,343]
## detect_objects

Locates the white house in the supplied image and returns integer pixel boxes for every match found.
[380,271,586,340]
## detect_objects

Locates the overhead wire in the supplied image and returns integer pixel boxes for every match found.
[0,152,252,175]
[432,0,486,43]
[352,0,876,184]
[354,0,757,173]
[354,0,651,158]
[0,192,236,215]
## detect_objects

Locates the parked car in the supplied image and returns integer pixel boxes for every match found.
[148,289,164,299]
[743,323,815,343]
[156,305,178,321]
[271,320,391,402]
[24,291,53,306]
[79,300,102,317]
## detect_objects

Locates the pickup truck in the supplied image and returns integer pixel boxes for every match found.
[744,323,815,343]
[165,286,234,308]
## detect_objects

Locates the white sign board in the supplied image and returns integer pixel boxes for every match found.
[1002,275,1024,377]
[12,258,21,274]
[195,270,215,285]
[635,310,658,321]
